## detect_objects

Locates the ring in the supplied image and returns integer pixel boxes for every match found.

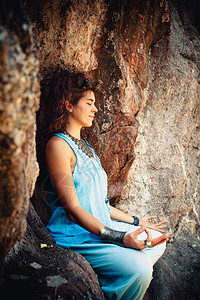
[144,239,152,248]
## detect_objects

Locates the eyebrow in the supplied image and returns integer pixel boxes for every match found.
[85,98,95,102]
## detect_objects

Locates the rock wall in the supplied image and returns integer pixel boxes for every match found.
[119,1,200,235]
[116,2,200,298]
[27,0,170,197]
[28,0,199,298]
[1,203,105,300]
[0,0,39,263]
[0,1,104,299]
[0,0,200,299]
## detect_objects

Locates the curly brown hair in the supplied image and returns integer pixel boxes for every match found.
[40,70,96,133]
[36,69,96,164]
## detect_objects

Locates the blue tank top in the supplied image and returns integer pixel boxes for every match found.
[47,133,113,247]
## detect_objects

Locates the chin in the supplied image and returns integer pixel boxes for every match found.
[84,121,93,127]
[85,123,93,128]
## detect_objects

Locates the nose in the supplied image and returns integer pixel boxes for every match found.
[92,104,98,113]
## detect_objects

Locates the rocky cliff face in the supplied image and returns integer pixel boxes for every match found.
[29,0,170,198]
[0,0,200,299]
[119,0,200,235]
[0,0,39,263]
[118,3,200,298]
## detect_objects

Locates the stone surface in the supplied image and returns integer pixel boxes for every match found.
[149,231,200,300]
[0,0,40,263]
[25,0,109,75]
[116,2,200,299]
[118,3,200,230]
[26,0,170,198]
[0,0,200,299]
[1,203,104,300]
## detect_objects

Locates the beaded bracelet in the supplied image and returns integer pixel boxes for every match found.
[132,216,140,226]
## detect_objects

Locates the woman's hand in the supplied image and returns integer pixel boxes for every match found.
[123,226,168,250]
[139,216,167,232]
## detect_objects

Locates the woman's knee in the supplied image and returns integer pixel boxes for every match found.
[123,252,153,287]
[138,257,153,288]
[101,246,153,288]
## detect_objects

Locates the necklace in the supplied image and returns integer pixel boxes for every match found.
[63,130,93,158]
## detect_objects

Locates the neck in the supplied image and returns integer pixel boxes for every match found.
[64,124,81,140]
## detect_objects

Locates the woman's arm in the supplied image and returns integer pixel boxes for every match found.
[110,205,167,232]
[45,137,105,236]
[45,137,167,248]
[110,205,133,223]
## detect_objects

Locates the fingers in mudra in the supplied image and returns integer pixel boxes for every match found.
[124,226,168,250]
[151,234,168,247]
[145,228,153,241]
[124,226,148,250]
[149,219,168,232]
[147,216,157,223]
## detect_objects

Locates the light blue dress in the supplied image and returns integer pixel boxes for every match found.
[47,133,166,300]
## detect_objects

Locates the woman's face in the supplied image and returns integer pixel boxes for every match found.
[69,90,97,128]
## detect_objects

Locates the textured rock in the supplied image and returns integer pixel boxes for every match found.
[118,0,200,242]
[26,0,170,198]
[0,0,40,263]
[1,203,104,300]
[0,1,105,299]
[116,2,200,299]
[25,0,109,74]
[118,2,200,226]
[0,0,200,299]
[149,231,200,300]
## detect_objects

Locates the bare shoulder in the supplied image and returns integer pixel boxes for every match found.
[45,136,76,173]
[45,136,72,155]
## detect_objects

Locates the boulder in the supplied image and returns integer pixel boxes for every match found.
[1,203,105,300]
[0,0,39,263]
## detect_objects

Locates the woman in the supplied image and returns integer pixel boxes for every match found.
[40,70,168,300]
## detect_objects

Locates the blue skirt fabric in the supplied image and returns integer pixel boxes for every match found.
[58,223,166,300]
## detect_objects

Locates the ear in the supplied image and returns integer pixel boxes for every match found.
[65,100,73,112]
